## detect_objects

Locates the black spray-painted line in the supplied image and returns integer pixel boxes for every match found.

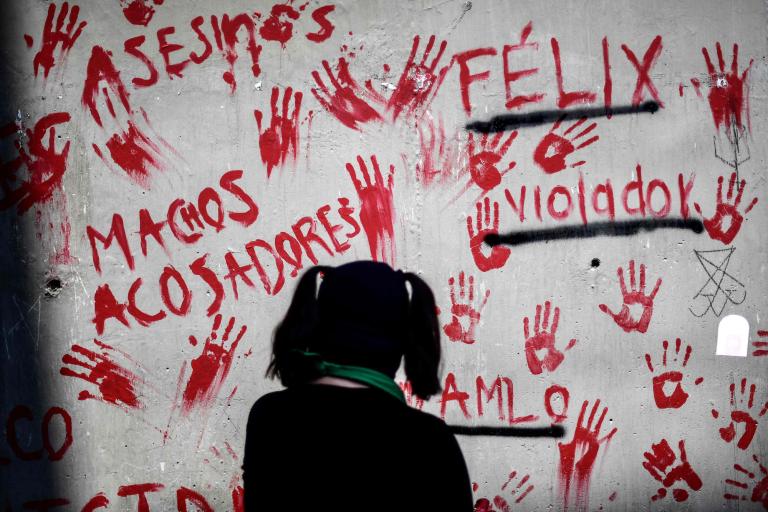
[465,101,660,133]
[485,218,704,247]
[449,425,566,438]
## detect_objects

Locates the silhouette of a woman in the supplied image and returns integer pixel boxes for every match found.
[243,261,473,511]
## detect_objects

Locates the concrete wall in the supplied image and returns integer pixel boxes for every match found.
[1,0,767,509]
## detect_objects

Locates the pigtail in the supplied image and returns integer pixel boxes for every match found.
[266,266,331,386]
[402,272,442,399]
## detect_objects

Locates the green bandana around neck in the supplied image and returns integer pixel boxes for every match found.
[296,350,406,403]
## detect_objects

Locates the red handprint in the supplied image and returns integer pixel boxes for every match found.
[467,131,517,192]
[346,155,396,264]
[711,378,768,451]
[120,0,164,26]
[533,118,599,174]
[0,112,71,214]
[558,399,617,512]
[599,260,661,333]
[384,35,451,122]
[181,315,247,414]
[642,439,703,502]
[473,471,534,512]
[311,58,384,130]
[753,330,768,357]
[254,86,302,178]
[724,454,768,509]
[31,2,87,78]
[694,172,758,245]
[59,339,145,409]
[442,271,490,345]
[523,301,576,375]
[701,42,753,134]
[415,115,461,187]
[466,198,510,272]
[83,45,172,187]
[644,338,703,409]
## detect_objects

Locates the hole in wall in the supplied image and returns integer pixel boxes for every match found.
[590,258,601,268]
[44,278,62,298]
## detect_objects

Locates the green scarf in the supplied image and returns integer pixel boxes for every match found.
[298,351,405,403]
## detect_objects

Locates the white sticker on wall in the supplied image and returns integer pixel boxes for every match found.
[716,315,750,357]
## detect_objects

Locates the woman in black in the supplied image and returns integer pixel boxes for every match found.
[243,261,473,511]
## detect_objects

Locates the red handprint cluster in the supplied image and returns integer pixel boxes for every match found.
[644,338,703,409]
[523,301,576,375]
[599,259,661,333]
[442,271,490,345]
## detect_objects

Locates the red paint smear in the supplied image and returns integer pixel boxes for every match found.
[415,116,462,187]
[558,399,617,511]
[104,120,162,187]
[442,271,489,345]
[701,42,754,134]
[59,339,143,409]
[120,0,160,27]
[24,34,33,47]
[82,46,131,128]
[33,2,87,78]
[345,155,396,264]
[258,4,299,46]
[385,35,451,122]
[213,14,263,93]
[254,87,302,177]
[181,315,246,413]
[0,112,71,214]
[311,58,383,130]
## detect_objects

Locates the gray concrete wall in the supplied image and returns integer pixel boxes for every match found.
[1,0,767,509]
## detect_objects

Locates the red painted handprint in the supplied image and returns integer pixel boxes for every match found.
[442,271,490,345]
[83,46,171,187]
[59,339,145,409]
[642,439,703,502]
[254,86,303,178]
[415,115,461,187]
[711,378,768,451]
[385,35,451,122]
[0,112,71,214]
[467,131,517,192]
[599,260,661,333]
[473,471,534,512]
[694,172,758,245]
[533,118,599,174]
[31,2,87,78]
[701,42,753,134]
[311,58,384,130]
[467,197,510,272]
[346,155,396,264]
[644,338,703,409]
[181,315,247,414]
[724,454,768,509]
[523,301,576,375]
[558,399,617,512]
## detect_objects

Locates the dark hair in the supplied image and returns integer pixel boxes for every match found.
[265,262,442,399]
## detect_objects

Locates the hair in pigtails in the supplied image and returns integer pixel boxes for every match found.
[402,272,442,399]
[266,266,331,386]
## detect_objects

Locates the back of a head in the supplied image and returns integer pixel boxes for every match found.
[266,260,442,399]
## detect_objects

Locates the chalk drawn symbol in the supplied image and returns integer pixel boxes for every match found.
[472,470,535,511]
[642,439,703,502]
[724,454,768,507]
[711,378,768,451]
[689,247,746,318]
[713,127,750,186]
[753,330,768,357]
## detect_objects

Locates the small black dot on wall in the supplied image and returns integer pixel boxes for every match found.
[591,258,601,268]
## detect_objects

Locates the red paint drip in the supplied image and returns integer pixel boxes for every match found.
[104,121,161,187]
[59,340,143,409]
